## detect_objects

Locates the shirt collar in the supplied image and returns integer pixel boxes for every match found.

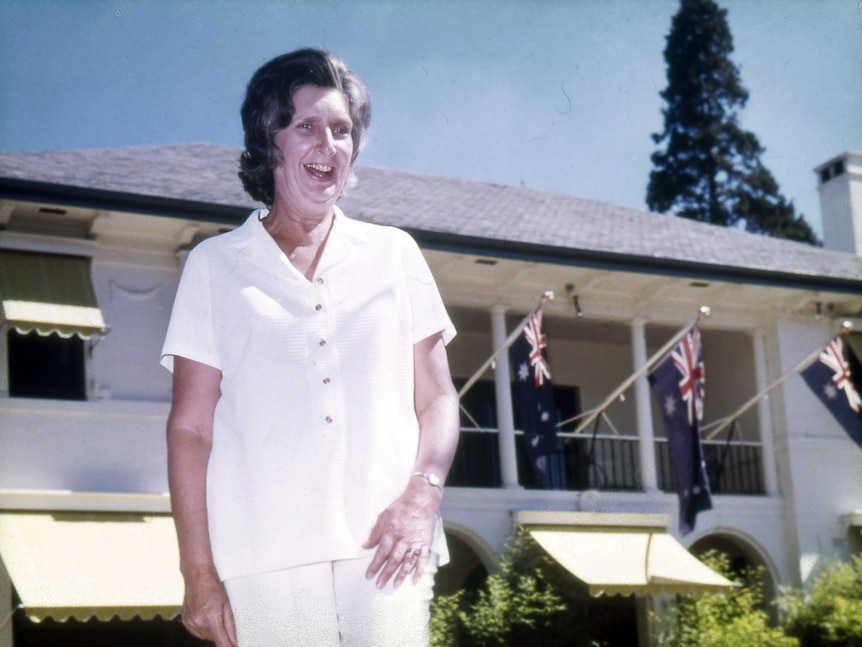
[243,206,367,280]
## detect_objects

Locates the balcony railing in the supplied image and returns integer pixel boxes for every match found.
[656,438,765,495]
[448,428,764,495]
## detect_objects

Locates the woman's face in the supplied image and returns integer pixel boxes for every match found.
[271,85,354,219]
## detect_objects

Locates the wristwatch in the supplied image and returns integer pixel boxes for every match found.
[411,471,443,493]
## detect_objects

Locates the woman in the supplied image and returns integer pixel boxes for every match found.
[162,49,459,646]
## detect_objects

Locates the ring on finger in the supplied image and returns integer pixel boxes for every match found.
[405,547,421,560]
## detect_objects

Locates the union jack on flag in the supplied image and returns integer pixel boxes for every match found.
[672,326,706,426]
[524,309,552,387]
[819,337,861,413]
[800,334,862,448]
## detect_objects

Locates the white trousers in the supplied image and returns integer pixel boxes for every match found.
[224,555,437,647]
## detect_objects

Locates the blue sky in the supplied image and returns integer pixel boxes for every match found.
[1,1,860,237]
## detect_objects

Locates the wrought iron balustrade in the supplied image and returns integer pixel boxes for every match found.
[448,428,765,495]
[448,428,641,491]
[655,438,764,495]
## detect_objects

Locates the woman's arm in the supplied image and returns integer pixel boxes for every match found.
[167,356,237,647]
[364,332,460,588]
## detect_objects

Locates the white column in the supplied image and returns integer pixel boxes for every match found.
[491,305,521,489]
[753,329,780,496]
[632,317,659,492]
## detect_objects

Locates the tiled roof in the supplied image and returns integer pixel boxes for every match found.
[1,144,860,283]
[0,144,253,208]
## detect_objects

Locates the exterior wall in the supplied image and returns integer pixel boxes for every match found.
[89,246,177,402]
[0,398,169,493]
[441,305,802,591]
[439,294,862,597]
[88,210,198,402]
[1,197,862,640]
[0,212,196,494]
[776,316,862,583]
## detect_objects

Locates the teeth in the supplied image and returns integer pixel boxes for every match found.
[305,163,333,173]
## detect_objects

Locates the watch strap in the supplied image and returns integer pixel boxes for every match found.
[411,471,443,492]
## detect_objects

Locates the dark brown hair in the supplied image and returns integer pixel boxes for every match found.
[238,49,371,206]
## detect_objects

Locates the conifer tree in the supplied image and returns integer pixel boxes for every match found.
[647,0,819,245]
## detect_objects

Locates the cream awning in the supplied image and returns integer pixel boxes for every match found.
[0,250,106,339]
[515,511,735,597]
[0,511,183,622]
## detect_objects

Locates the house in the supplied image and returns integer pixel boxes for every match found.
[0,145,860,646]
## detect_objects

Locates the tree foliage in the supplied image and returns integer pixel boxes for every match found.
[655,550,798,647]
[430,529,862,646]
[430,530,567,647]
[778,554,862,647]
[430,529,641,646]
[646,0,818,245]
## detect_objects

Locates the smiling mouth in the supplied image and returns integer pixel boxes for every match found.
[304,163,334,179]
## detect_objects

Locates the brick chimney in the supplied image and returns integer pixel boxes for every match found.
[816,151,862,256]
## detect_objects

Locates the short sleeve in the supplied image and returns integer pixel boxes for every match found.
[160,248,221,372]
[401,233,456,346]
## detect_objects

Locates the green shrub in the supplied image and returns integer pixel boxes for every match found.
[655,550,797,647]
[430,529,567,647]
[779,554,862,647]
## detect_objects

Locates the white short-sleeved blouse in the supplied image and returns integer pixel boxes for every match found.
[161,207,455,581]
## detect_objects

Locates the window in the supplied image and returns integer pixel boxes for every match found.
[7,329,86,400]
[450,378,581,489]
[0,250,105,400]
[451,380,501,487]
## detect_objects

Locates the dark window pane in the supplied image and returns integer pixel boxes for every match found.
[8,330,86,400]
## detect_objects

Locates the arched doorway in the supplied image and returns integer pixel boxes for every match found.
[689,532,778,619]
[435,529,492,597]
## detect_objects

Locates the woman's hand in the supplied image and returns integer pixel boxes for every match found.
[167,358,235,645]
[362,332,459,589]
[181,567,238,647]
[362,477,442,589]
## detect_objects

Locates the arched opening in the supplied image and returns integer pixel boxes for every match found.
[435,530,491,597]
[689,532,778,620]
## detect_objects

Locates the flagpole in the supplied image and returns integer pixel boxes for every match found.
[457,291,554,399]
[704,320,855,441]
[563,306,711,435]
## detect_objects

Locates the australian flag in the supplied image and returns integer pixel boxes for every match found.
[509,307,556,479]
[800,334,862,449]
[648,325,712,536]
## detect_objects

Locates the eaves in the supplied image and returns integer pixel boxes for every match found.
[3,177,861,297]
